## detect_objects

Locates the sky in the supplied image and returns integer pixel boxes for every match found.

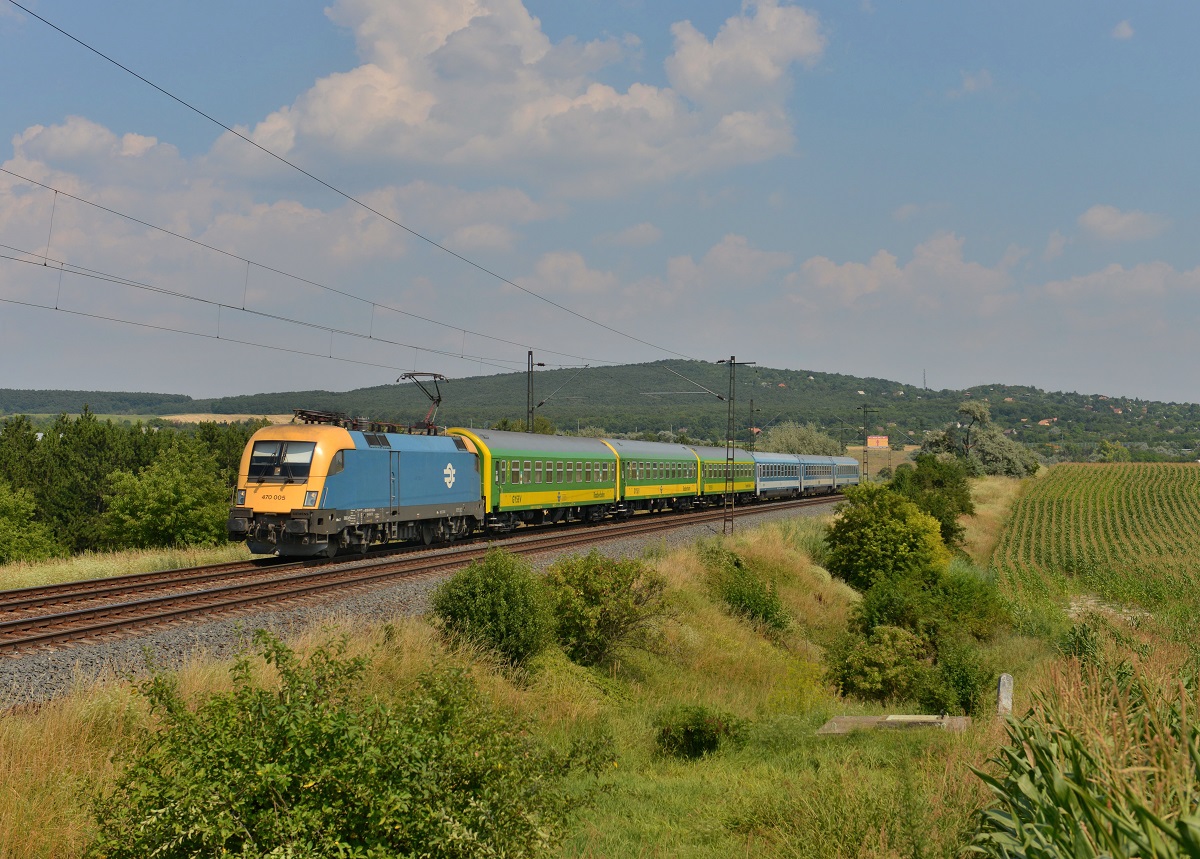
[1,0,1197,402]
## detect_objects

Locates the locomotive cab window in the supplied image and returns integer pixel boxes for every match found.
[249,441,317,481]
[327,450,345,476]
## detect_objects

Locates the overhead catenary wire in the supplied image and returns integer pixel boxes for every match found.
[0,247,533,374]
[0,167,618,368]
[5,0,698,363]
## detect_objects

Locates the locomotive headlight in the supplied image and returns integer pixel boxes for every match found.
[304,491,319,507]
[236,489,246,506]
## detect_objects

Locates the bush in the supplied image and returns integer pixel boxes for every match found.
[544,550,667,666]
[825,482,949,591]
[701,543,788,632]
[431,548,553,665]
[0,478,61,563]
[102,437,229,549]
[654,704,744,759]
[890,454,975,549]
[936,561,1010,640]
[825,625,934,703]
[919,636,994,716]
[91,631,583,858]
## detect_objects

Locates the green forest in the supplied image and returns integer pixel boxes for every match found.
[0,410,262,563]
[2,360,1198,459]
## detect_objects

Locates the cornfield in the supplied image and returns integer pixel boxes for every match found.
[991,463,1200,616]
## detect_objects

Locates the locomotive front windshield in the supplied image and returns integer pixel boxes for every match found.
[248,441,317,481]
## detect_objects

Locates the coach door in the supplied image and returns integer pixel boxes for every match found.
[389,451,401,508]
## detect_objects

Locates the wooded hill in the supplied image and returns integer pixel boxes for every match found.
[3,361,1199,456]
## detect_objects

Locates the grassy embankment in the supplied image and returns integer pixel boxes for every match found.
[1,505,1036,858]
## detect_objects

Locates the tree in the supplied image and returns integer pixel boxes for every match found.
[0,415,40,495]
[957,401,991,456]
[760,421,844,456]
[1097,439,1132,462]
[922,402,1040,478]
[0,479,61,563]
[970,428,1041,477]
[103,437,230,549]
[824,482,950,591]
[491,416,556,434]
[192,419,270,486]
[889,454,975,548]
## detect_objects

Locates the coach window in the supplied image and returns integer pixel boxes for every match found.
[523,461,532,484]
[534,462,543,484]
[555,461,564,483]
[583,462,591,483]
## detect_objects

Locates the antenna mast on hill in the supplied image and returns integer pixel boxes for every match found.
[398,372,447,434]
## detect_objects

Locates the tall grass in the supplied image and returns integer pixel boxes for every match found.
[0,543,252,591]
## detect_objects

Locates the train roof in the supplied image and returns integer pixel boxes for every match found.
[449,428,616,458]
[749,450,801,463]
[603,438,698,460]
[686,444,754,463]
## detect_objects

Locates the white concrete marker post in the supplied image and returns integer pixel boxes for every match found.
[997,673,1013,716]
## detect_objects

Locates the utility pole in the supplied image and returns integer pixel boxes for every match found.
[526,351,544,432]
[857,404,879,480]
[717,356,755,535]
[748,398,761,452]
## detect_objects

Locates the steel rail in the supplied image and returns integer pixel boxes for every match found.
[0,495,838,653]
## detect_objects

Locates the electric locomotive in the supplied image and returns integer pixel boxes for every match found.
[227,414,482,557]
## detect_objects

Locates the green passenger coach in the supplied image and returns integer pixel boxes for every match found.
[448,428,618,530]
[690,444,756,498]
[603,438,701,512]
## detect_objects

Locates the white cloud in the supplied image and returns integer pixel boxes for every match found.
[793,232,1011,315]
[1043,230,1068,261]
[665,0,825,109]
[1,117,562,322]
[443,223,518,252]
[1078,204,1169,241]
[213,0,825,196]
[948,69,994,99]
[1112,20,1134,40]
[597,222,663,247]
[1043,262,1200,302]
[525,250,620,296]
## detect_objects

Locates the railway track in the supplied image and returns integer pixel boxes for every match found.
[0,495,838,654]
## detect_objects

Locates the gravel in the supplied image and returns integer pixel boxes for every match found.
[0,502,833,708]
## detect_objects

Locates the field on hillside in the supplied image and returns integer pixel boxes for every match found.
[161,413,292,424]
[991,462,1200,632]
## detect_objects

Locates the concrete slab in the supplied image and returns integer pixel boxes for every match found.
[816,714,972,735]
